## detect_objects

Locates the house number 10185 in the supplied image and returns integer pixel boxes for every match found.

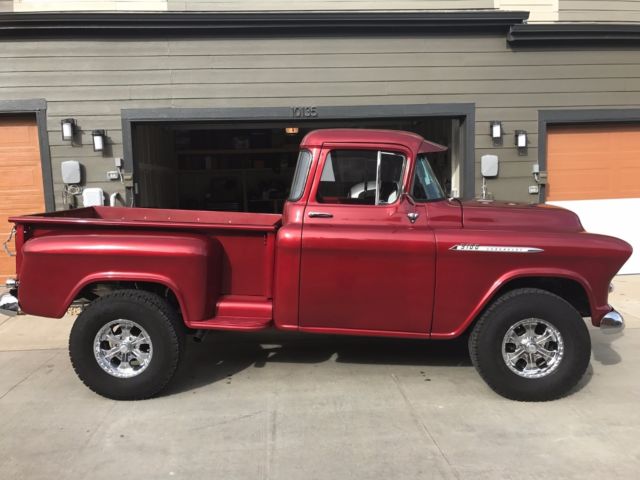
[292,107,318,118]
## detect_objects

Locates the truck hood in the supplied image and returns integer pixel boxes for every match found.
[460,199,584,232]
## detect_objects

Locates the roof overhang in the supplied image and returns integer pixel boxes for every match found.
[508,23,640,46]
[0,10,529,39]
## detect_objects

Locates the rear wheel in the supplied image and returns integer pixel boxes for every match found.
[469,288,591,401]
[69,289,184,400]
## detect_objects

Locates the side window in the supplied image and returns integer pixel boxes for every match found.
[288,150,313,201]
[317,149,405,205]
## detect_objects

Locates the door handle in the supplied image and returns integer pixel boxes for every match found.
[308,211,333,218]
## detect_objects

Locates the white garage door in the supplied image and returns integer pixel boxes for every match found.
[546,124,640,274]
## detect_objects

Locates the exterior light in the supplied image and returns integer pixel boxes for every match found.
[92,129,106,152]
[285,127,299,135]
[61,118,76,141]
[490,121,502,140]
[515,130,528,151]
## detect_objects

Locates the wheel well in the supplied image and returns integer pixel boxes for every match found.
[491,277,591,318]
[75,281,181,316]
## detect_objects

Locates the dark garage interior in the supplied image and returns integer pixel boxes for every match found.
[132,118,460,213]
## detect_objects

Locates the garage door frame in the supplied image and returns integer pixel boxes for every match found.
[538,108,640,202]
[121,103,476,203]
[0,98,54,212]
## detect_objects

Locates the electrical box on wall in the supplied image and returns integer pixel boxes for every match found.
[61,160,81,184]
[480,155,499,177]
[82,188,104,207]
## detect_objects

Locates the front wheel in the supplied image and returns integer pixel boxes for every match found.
[69,289,184,400]
[469,288,591,401]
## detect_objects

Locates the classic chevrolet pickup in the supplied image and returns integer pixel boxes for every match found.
[4,129,631,401]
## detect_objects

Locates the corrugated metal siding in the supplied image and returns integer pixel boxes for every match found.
[559,0,640,22]
[2,35,640,207]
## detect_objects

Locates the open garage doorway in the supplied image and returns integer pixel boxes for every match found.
[124,104,475,212]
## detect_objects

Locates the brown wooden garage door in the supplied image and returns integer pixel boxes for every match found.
[547,124,640,201]
[0,115,45,282]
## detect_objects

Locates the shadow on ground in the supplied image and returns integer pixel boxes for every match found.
[164,331,472,396]
[164,327,620,397]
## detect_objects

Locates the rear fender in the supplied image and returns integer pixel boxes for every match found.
[17,232,222,322]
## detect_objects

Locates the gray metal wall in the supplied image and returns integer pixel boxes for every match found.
[1,34,640,208]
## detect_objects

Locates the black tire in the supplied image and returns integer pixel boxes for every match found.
[469,288,591,401]
[69,289,184,400]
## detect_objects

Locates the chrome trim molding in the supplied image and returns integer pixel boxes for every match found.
[600,308,625,333]
[450,244,544,253]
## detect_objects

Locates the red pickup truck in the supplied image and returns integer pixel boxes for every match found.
[4,129,631,401]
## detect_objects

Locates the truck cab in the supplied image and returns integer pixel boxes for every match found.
[275,129,450,337]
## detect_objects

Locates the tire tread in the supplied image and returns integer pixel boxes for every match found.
[469,287,590,402]
[69,289,184,400]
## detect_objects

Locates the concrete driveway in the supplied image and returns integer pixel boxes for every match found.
[1,277,639,479]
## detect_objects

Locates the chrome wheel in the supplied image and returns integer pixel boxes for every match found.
[93,319,153,378]
[502,318,564,379]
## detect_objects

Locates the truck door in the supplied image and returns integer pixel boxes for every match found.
[298,145,436,334]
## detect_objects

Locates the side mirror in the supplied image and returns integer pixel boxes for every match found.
[481,154,499,178]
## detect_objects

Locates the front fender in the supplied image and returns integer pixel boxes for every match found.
[438,268,596,339]
[430,229,630,338]
[17,232,222,322]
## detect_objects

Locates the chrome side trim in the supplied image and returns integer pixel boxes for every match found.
[449,244,544,253]
[600,308,624,333]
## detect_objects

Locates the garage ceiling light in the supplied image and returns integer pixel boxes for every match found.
[285,127,299,135]
[92,129,106,152]
[61,118,76,141]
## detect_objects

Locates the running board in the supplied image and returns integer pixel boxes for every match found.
[188,295,273,331]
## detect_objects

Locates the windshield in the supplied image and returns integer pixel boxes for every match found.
[411,154,445,201]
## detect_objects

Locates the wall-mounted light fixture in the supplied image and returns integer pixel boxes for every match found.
[515,130,528,153]
[285,127,299,135]
[92,129,106,152]
[61,118,76,141]
[490,121,502,144]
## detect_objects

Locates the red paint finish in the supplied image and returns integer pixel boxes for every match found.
[8,129,632,338]
[18,232,221,321]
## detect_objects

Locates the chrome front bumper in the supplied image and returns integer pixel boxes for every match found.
[0,278,19,316]
[600,308,625,333]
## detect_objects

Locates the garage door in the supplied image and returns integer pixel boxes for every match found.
[0,115,45,282]
[547,124,640,274]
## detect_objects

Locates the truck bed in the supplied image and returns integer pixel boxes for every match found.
[10,206,282,232]
[10,207,282,328]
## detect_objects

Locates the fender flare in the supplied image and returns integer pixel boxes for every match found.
[432,267,594,339]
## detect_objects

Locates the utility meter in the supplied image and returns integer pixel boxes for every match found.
[61,160,81,184]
